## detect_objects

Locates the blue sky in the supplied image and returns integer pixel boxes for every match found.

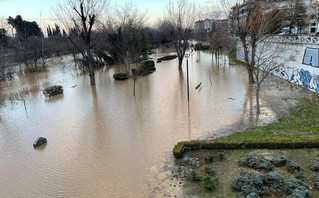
[0,0,216,28]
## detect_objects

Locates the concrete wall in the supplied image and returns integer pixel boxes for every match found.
[236,40,319,93]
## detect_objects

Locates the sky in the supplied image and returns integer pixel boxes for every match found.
[0,0,218,29]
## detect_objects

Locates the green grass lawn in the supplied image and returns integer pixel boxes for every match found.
[219,97,319,142]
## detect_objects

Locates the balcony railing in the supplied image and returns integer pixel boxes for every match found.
[265,35,319,45]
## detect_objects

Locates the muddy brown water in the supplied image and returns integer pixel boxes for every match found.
[0,49,275,197]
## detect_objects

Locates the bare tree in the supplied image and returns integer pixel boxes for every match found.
[53,0,109,86]
[285,0,308,35]
[165,0,196,70]
[226,0,283,84]
[253,42,289,114]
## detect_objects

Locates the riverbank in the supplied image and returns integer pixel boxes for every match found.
[173,82,319,197]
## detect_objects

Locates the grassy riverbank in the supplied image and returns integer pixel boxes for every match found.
[173,96,319,197]
[174,96,319,158]
[220,97,319,141]
[229,48,246,66]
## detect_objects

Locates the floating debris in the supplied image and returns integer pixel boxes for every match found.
[33,137,47,147]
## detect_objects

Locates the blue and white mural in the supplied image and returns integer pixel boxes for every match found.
[236,43,319,94]
[291,69,319,93]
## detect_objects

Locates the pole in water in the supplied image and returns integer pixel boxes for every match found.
[186,56,190,102]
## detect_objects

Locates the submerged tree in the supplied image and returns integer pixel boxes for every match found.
[7,15,44,72]
[165,0,196,70]
[54,0,109,86]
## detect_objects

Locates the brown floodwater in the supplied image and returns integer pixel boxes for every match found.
[0,49,275,197]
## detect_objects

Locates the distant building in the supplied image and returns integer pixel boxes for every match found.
[230,0,319,35]
[194,19,229,34]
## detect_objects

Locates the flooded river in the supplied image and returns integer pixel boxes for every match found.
[0,49,274,197]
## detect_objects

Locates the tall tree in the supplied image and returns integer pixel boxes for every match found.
[286,0,308,34]
[165,0,196,70]
[54,0,109,86]
[227,0,282,84]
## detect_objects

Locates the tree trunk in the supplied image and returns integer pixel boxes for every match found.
[89,71,95,85]
[256,82,260,114]
[178,57,183,70]
[241,38,255,84]
[133,77,136,96]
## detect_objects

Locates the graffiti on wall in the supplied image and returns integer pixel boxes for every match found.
[302,48,319,68]
[290,69,319,93]
[273,68,289,81]
[236,45,319,94]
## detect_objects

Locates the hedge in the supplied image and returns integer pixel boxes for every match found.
[157,55,178,61]
[173,138,319,159]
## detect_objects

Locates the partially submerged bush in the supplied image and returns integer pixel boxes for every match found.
[113,73,129,81]
[309,158,319,172]
[271,156,289,167]
[157,55,177,61]
[195,43,210,51]
[133,60,156,76]
[239,153,273,171]
[203,176,219,191]
[43,85,63,97]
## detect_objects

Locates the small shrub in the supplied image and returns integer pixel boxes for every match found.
[195,43,210,50]
[218,152,224,160]
[239,153,273,171]
[245,192,260,198]
[271,156,289,167]
[287,161,303,174]
[309,158,319,172]
[313,173,319,190]
[157,55,177,61]
[231,171,268,197]
[285,178,310,198]
[190,171,202,182]
[113,73,129,80]
[266,172,285,195]
[202,176,219,191]
[204,166,216,176]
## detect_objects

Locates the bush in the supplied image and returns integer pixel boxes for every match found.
[195,43,210,50]
[172,138,319,159]
[204,166,216,176]
[271,156,290,167]
[203,176,219,191]
[43,85,63,97]
[285,178,310,198]
[287,161,303,173]
[157,55,177,61]
[113,73,129,81]
[190,171,202,182]
[239,153,273,171]
[231,171,268,197]
[314,173,319,190]
[218,152,224,160]
[309,158,319,172]
[266,172,285,195]
[132,60,156,77]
